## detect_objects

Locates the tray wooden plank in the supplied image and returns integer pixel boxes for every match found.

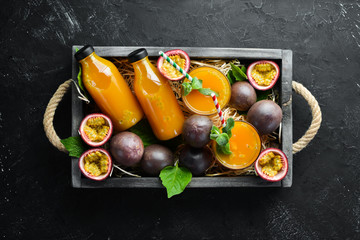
[71,46,292,188]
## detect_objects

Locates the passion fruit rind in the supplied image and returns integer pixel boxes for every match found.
[255,148,288,182]
[157,49,190,81]
[247,60,280,91]
[84,150,109,177]
[79,114,113,147]
[79,148,112,181]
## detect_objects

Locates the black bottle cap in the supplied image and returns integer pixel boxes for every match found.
[75,45,95,61]
[128,48,148,63]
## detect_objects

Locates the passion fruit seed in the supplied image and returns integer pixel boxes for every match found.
[251,63,277,86]
[84,151,109,177]
[84,117,110,142]
[161,55,186,79]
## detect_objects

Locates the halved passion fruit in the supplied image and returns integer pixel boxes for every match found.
[79,113,113,147]
[157,49,190,81]
[255,148,288,182]
[247,60,280,91]
[79,148,112,181]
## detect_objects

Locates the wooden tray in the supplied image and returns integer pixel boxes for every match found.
[71,46,293,188]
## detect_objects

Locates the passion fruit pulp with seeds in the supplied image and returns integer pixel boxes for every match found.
[247,60,280,91]
[79,148,112,181]
[79,114,113,147]
[157,49,190,81]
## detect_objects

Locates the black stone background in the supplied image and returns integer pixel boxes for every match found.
[1,0,359,239]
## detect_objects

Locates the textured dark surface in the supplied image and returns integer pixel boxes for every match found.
[1,0,359,239]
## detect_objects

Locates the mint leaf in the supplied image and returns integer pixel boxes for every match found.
[77,66,86,93]
[227,70,235,85]
[60,136,87,158]
[182,82,192,96]
[231,63,247,81]
[191,77,203,90]
[216,133,229,146]
[198,88,219,97]
[129,119,159,147]
[160,162,192,198]
[222,117,235,138]
[210,125,221,140]
[220,143,232,155]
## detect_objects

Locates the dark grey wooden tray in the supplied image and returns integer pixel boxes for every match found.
[71,46,293,188]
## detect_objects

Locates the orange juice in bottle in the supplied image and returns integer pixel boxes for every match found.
[75,45,143,131]
[128,48,185,140]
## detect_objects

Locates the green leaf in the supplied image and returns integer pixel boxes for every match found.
[160,162,192,198]
[129,119,159,147]
[210,125,221,140]
[60,136,87,158]
[198,88,219,97]
[220,143,232,155]
[182,82,192,96]
[227,71,235,85]
[256,89,271,101]
[241,65,246,74]
[231,63,247,81]
[222,117,235,138]
[216,133,229,146]
[191,77,203,90]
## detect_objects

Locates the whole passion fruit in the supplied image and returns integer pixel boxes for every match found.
[179,145,213,176]
[110,132,144,167]
[255,148,288,182]
[157,49,190,81]
[182,115,213,148]
[246,100,282,136]
[79,148,112,181]
[229,81,257,111]
[247,60,280,91]
[79,113,113,147]
[141,144,174,176]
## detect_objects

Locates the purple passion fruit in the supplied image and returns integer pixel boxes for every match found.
[182,115,213,148]
[229,81,257,111]
[79,113,113,147]
[79,148,112,181]
[110,132,144,167]
[179,145,213,176]
[247,60,280,91]
[255,148,288,182]
[141,144,174,176]
[157,49,190,81]
[246,100,282,136]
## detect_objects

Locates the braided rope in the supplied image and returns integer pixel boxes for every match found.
[43,79,72,153]
[292,81,322,154]
[43,80,321,154]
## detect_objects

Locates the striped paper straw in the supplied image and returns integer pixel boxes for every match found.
[159,51,227,128]
[211,93,226,127]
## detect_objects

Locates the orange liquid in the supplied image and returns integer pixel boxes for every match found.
[213,121,261,169]
[183,67,231,115]
[132,56,185,140]
[80,53,143,131]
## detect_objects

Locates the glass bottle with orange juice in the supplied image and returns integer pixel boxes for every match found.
[75,45,143,131]
[128,48,185,141]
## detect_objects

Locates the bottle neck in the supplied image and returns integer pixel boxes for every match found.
[79,52,97,65]
[131,56,149,66]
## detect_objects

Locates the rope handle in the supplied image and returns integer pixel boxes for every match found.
[43,80,322,154]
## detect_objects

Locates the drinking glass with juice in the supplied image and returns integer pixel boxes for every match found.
[182,66,231,115]
[212,121,261,169]
[75,45,144,131]
[128,48,185,141]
